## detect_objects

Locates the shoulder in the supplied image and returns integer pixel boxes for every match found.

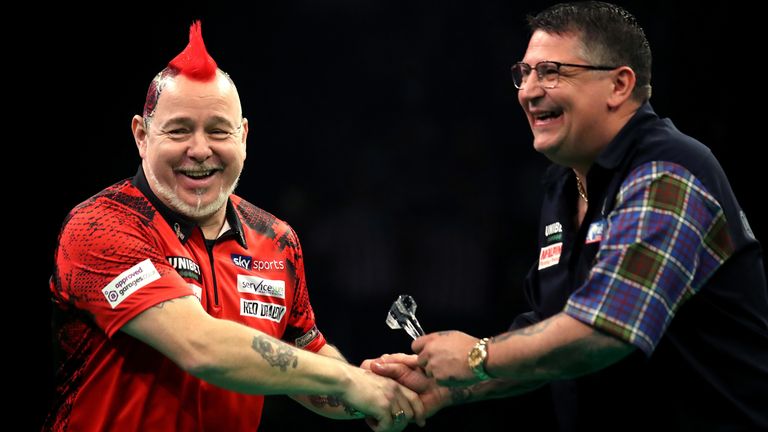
[617,161,725,228]
[631,115,720,174]
[59,179,160,247]
[230,195,301,250]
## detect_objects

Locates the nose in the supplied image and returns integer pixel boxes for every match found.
[186,131,213,162]
[517,78,546,105]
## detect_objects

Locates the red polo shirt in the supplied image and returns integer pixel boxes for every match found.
[46,168,326,431]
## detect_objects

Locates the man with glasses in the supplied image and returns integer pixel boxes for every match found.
[369,2,768,429]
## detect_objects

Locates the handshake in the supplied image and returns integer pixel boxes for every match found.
[342,295,491,431]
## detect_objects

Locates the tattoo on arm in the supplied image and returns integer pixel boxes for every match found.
[449,387,473,405]
[308,395,363,418]
[491,320,552,343]
[152,295,195,309]
[251,335,298,371]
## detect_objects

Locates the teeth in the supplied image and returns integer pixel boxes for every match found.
[184,171,213,178]
[535,111,561,120]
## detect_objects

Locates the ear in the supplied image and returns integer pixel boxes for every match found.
[132,115,148,158]
[240,117,249,159]
[607,66,636,109]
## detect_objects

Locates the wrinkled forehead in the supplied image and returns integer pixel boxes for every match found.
[524,30,585,62]
[156,72,242,120]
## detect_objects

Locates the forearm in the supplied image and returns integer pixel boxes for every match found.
[291,344,364,419]
[189,318,353,396]
[446,378,547,407]
[123,297,354,397]
[486,313,634,381]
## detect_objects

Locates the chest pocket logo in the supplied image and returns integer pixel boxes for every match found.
[585,220,605,244]
[538,242,563,270]
[167,256,202,282]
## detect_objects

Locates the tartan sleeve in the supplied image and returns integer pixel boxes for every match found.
[564,161,734,355]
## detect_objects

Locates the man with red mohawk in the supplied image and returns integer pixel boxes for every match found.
[46,21,424,431]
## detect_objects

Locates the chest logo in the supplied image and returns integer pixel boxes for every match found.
[241,299,287,323]
[237,275,286,299]
[585,220,605,244]
[166,256,202,282]
[538,242,563,270]
[544,221,563,244]
[231,254,252,270]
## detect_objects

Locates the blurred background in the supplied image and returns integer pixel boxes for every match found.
[28,1,763,430]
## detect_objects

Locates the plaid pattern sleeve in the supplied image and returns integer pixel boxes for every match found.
[564,161,734,355]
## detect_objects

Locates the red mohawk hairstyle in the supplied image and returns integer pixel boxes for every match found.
[168,20,218,81]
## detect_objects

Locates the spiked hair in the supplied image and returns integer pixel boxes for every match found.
[142,20,218,126]
[169,20,218,81]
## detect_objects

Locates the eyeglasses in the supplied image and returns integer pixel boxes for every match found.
[511,61,619,90]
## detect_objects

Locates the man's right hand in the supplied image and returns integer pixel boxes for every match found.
[343,365,426,432]
[363,353,452,420]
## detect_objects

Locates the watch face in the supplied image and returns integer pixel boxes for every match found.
[469,348,482,367]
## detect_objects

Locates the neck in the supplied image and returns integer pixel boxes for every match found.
[196,206,228,240]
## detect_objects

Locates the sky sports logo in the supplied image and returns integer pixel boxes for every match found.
[231,254,252,270]
[231,254,286,271]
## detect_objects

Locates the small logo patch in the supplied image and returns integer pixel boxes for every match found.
[241,299,287,322]
[188,283,202,301]
[237,275,286,298]
[538,242,563,270]
[231,254,252,270]
[167,256,201,282]
[585,220,605,244]
[102,259,161,308]
[295,325,320,348]
[545,221,563,243]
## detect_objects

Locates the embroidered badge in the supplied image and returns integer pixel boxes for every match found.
[544,221,563,244]
[538,242,563,270]
[585,220,605,244]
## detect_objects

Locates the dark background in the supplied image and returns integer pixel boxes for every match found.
[27,1,763,430]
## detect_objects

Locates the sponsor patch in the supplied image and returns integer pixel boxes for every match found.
[231,254,252,270]
[167,256,202,282]
[241,299,287,322]
[102,259,161,308]
[237,275,286,298]
[188,283,202,301]
[295,325,320,348]
[585,220,605,244]
[538,242,562,270]
[545,221,563,244]
[253,260,286,271]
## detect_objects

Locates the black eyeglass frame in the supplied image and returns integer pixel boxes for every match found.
[511,60,620,89]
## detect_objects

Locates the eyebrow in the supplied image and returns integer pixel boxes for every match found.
[160,116,239,130]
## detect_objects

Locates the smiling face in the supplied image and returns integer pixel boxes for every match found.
[133,72,248,222]
[517,30,617,169]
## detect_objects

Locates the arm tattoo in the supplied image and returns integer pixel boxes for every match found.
[449,387,473,405]
[308,395,363,418]
[152,295,195,309]
[251,335,298,371]
[491,320,552,343]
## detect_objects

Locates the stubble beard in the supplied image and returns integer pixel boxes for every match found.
[146,165,240,220]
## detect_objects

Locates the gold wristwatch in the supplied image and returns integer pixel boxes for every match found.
[468,337,492,381]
